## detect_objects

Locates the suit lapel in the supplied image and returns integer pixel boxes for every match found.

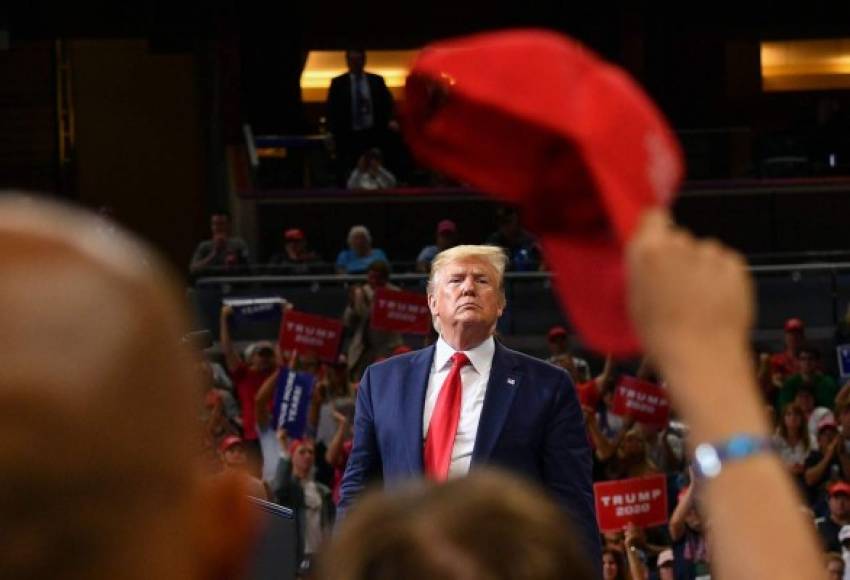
[401,345,435,473]
[472,341,521,464]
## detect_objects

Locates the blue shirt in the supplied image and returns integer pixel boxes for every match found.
[335,248,389,274]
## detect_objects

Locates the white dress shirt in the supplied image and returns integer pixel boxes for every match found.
[423,336,495,478]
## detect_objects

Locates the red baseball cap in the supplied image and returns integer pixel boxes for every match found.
[829,481,850,497]
[547,325,568,340]
[784,317,804,332]
[436,219,457,234]
[218,435,244,453]
[402,29,684,356]
[284,228,305,241]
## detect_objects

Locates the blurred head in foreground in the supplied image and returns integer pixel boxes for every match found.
[318,469,595,580]
[0,194,254,580]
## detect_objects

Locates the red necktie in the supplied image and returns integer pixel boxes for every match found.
[424,352,471,481]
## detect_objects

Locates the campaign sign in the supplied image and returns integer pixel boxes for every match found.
[837,345,850,379]
[612,376,670,426]
[594,474,668,532]
[270,368,315,440]
[370,287,431,335]
[279,310,343,363]
[224,297,285,324]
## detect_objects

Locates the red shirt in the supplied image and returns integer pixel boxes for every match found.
[232,363,275,441]
[576,379,600,409]
[771,351,799,381]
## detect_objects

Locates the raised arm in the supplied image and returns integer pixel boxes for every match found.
[219,305,240,373]
[626,209,822,580]
[254,368,281,429]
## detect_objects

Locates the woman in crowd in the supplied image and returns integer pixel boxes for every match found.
[773,402,811,480]
[602,548,627,580]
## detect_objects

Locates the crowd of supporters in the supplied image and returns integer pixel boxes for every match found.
[191,199,850,579]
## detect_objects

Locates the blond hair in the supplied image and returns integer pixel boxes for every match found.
[427,244,508,298]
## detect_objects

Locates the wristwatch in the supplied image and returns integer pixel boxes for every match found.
[693,434,775,479]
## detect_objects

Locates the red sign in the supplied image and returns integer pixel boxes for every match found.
[612,376,670,425]
[279,310,343,363]
[370,287,431,335]
[593,474,668,532]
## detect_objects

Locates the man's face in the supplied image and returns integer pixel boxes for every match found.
[222,444,247,469]
[429,258,504,336]
[252,348,275,372]
[211,215,230,237]
[830,493,850,520]
[547,335,567,355]
[659,565,675,580]
[786,329,803,352]
[346,50,365,74]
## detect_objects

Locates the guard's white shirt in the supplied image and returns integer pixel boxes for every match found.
[423,336,494,478]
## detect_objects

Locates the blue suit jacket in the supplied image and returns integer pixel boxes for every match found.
[339,341,601,567]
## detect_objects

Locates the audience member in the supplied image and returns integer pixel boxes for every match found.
[268,228,321,272]
[486,206,541,270]
[271,430,334,572]
[773,402,811,479]
[219,305,278,471]
[0,196,256,580]
[319,471,596,580]
[346,148,397,190]
[656,548,675,580]
[335,224,389,274]
[309,355,355,447]
[794,385,835,447]
[189,211,250,273]
[416,219,459,273]
[342,260,403,379]
[602,548,627,580]
[325,409,354,505]
[779,345,838,410]
[669,484,711,579]
[327,49,395,184]
[626,209,823,580]
[545,325,590,381]
[817,482,850,552]
[760,317,806,397]
[217,435,269,500]
[804,417,850,509]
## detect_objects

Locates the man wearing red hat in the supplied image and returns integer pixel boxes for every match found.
[268,228,321,272]
[339,244,600,565]
[817,481,850,552]
[760,317,807,399]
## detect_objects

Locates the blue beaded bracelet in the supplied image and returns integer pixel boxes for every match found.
[692,434,775,479]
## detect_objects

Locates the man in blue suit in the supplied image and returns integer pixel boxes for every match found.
[339,244,600,567]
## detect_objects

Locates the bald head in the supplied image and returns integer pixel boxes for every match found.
[0,195,209,579]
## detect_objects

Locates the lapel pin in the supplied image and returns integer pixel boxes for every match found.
[507,377,516,385]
